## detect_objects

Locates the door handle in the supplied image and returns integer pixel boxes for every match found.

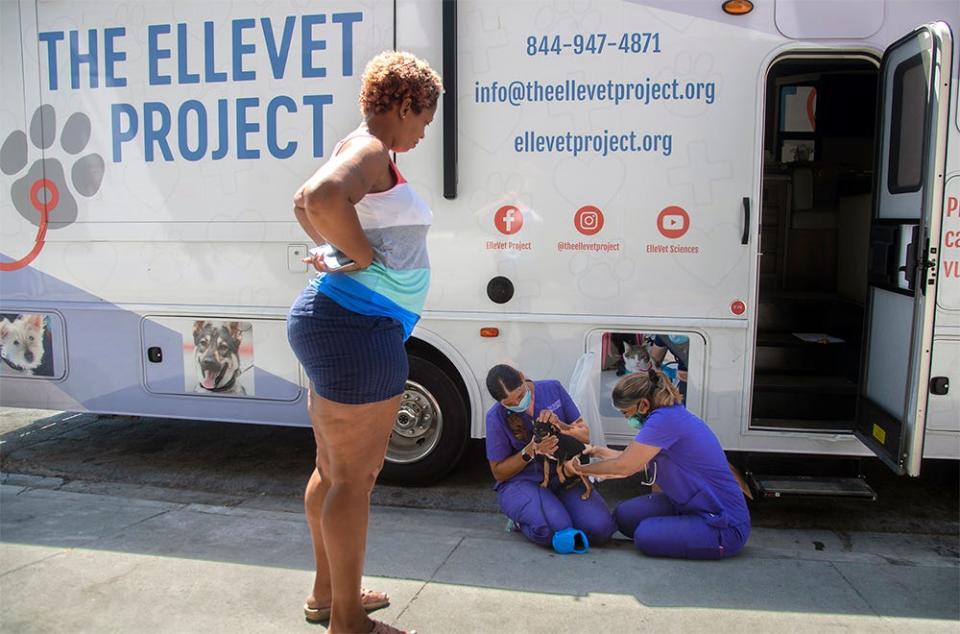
[741,197,750,245]
[904,226,920,293]
[442,0,458,199]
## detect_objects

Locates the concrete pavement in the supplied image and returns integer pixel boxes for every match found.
[3,408,958,537]
[1,475,958,633]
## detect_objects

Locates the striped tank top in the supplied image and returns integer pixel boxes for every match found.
[312,133,432,340]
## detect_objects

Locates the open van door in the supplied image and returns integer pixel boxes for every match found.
[856,23,953,476]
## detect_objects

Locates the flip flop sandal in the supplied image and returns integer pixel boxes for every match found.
[303,588,390,623]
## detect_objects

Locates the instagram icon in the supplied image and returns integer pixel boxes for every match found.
[574,205,604,236]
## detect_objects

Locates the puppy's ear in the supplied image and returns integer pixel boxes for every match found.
[0,319,8,337]
[227,321,242,340]
[193,320,206,335]
[24,313,44,331]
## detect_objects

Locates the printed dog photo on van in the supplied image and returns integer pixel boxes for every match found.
[181,320,255,396]
[0,313,55,377]
[600,331,690,415]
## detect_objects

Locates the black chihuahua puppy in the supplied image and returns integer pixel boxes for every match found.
[532,420,592,500]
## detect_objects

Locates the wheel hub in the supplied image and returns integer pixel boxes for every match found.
[387,380,443,464]
[394,398,432,439]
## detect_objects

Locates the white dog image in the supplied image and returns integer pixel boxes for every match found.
[0,314,47,376]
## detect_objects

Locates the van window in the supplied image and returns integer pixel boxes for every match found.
[778,84,817,162]
[888,53,926,194]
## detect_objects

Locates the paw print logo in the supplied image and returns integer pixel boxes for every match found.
[569,253,636,300]
[533,2,602,32]
[0,105,104,271]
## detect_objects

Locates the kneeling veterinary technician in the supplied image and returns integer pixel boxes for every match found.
[564,368,751,560]
[484,364,615,552]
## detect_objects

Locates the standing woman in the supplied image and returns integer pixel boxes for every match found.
[564,369,751,560]
[287,51,441,634]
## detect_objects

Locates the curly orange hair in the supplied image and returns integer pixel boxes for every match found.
[358,51,442,116]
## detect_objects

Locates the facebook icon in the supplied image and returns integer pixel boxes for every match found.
[495,205,524,235]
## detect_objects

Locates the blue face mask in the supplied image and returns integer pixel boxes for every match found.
[626,403,648,430]
[504,386,531,413]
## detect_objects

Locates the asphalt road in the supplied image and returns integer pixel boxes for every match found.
[1,407,958,536]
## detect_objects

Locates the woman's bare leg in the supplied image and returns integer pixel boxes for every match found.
[314,392,401,634]
[304,388,334,609]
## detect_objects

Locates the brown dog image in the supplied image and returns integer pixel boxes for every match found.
[533,419,592,500]
[192,321,247,395]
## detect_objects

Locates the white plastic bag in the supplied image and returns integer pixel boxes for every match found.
[567,351,606,448]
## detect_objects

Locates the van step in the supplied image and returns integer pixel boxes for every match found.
[748,474,876,500]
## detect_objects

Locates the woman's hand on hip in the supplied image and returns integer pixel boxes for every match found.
[303,252,334,273]
[302,249,361,273]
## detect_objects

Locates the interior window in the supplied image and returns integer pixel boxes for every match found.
[888,54,926,193]
[778,84,817,162]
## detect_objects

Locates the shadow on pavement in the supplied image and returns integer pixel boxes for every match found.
[1,482,958,624]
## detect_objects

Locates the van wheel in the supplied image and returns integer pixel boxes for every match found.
[380,355,469,486]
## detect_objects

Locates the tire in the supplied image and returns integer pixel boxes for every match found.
[379,354,470,486]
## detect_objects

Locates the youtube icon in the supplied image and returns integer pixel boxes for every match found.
[657,205,690,239]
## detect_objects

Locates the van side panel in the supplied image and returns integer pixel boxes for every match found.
[1,1,958,462]
[0,1,394,425]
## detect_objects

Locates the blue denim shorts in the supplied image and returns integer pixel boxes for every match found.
[286,284,408,404]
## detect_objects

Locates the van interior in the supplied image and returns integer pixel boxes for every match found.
[753,57,879,432]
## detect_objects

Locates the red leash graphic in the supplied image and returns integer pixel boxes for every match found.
[0,178,55,272]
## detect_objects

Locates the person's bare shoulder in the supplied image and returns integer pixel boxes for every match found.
[296,134,390,205]
[331,135,392,195]
[336,134,390,170]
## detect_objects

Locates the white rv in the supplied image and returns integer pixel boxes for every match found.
[1,0,957,487]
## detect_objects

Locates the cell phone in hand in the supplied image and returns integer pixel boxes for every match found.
[309,244,355,271]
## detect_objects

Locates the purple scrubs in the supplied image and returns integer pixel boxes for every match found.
[486,380,616,548]
[614,405,751,559]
